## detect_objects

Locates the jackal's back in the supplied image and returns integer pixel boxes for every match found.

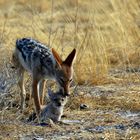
[15,38,56,76]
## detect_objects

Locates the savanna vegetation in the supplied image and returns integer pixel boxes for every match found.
[0,0,140,139]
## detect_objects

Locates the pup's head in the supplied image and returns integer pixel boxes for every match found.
[48,89,68,108]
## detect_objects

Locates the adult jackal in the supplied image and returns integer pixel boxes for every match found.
[13,38,76,115]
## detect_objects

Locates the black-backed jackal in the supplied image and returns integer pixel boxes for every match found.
[13,38,76,115]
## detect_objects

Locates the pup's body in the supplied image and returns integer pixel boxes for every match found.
[40,89,67,122]
[28,89,67,122]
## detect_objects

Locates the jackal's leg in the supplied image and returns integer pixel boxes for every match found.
[32,76,41,115]
[18,68,26,111]
[39,79,46,105]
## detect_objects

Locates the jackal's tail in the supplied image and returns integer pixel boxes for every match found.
[11,40,19,69]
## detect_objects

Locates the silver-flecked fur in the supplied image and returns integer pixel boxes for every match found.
[15,38,56,79]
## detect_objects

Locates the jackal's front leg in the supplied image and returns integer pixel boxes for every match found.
[32,77,41,115]
[39,79,46,105]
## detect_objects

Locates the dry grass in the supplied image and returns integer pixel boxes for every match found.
[0,0,140,139]
[0,0,139,84]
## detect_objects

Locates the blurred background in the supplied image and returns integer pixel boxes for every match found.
[0,0,140,85]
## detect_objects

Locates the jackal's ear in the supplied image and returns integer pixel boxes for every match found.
[52,48,63,66]
[63,49,76,67]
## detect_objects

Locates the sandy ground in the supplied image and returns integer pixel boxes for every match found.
[0,72,140,139]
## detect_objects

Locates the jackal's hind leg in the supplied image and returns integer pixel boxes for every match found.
[18,67,26,111]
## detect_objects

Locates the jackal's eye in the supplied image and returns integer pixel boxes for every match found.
[61,98,64,102]
[69,79,72,83]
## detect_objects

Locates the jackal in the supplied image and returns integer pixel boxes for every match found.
[13,38,76,115]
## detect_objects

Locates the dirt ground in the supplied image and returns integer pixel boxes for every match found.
[0,69,140,140]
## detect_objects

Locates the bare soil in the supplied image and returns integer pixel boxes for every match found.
[0,70,140,140]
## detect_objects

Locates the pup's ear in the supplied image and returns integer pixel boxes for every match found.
[48,88,53,99]
[57,89,64,96]
[58,89,69,97]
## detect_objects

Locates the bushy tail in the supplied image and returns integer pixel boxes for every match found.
[11,40,19,69]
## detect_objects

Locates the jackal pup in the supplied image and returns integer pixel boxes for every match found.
[28,89,68,123]
[40,89,68,122]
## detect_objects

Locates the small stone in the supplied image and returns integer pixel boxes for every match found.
[80,104,89,110]
[132,122,140,129]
